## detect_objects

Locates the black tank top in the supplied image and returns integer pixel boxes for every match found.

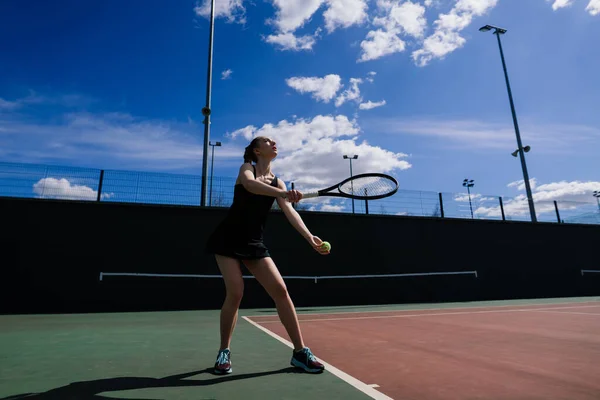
[226,165,279,243]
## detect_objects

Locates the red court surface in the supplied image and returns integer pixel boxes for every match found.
[246,301,600,400]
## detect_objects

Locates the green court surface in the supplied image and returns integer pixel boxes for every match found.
[2,296,599,400]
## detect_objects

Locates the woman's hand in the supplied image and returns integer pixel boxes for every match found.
[284,189,303,203]
[306,235,330,255]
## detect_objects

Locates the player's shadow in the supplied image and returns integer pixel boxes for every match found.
[1,367,303,400]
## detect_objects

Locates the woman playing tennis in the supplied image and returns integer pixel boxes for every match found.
[206,136,329,375]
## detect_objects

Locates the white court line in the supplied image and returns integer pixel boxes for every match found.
[527,310,600,316]
[252,304,600,324]
[242,316,394,400]
[244,300,600,319]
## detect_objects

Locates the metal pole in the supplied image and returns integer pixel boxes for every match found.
[364,188,369,215]
[97,170,104,202]
[499,197,506,221]
[349,158,354,214]
[495,32,537,222]
[438,193,444,218]
[201,0,216,207]
[554,200,561,223]
[209,144,215,206]
[467,186,473,219]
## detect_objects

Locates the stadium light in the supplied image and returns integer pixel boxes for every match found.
[512,145,530,157]
[480,24,537,222]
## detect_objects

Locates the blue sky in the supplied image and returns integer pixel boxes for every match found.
[1,0,599,218]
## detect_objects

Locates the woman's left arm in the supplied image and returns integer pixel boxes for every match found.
[276,180,329,255]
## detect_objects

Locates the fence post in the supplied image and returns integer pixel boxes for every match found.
[499,197,506,221]
[291,182,296,209]
[554,200,561,223]
[97,170,104,202]
[438,193,444,218]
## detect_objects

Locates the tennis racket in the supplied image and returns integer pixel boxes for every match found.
[285,173,399,201]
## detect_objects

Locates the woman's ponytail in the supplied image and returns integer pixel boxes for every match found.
[243,138,261,163]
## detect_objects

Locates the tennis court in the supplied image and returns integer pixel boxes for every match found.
[2,296,600,399]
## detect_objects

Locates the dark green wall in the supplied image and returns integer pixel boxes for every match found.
[1,197,598,314]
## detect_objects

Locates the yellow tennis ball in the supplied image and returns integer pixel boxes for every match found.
[321,241,331,251]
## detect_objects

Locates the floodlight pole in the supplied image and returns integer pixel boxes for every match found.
[201,0,216,207]
[480,25,537,222]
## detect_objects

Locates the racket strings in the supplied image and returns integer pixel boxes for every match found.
[339,176,397,197]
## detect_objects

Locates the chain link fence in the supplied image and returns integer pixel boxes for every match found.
[1,161,598,225]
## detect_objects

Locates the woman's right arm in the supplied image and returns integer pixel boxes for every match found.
[238,163,288,198]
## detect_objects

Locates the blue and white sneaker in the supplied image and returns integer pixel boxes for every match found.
[291,347,325,373]
[214,348,232,374]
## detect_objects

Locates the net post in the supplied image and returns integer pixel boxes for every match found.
[438,192,444,218]
[97,170,104,202]
[499,197,506,220]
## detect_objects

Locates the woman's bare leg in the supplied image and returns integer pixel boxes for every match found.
[215,255,244,350]
[244,257,304,351]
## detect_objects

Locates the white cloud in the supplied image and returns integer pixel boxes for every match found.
[374,0,428,38]
[508,178,538,191]
[221,69,233,80]
[359,100,386,110]
[318,203,345,212]
[0,110,216,171]
[227,114,411,191]
[366,118,600,152]
[366,71,377,82]
[33,177,113,201]
[286,74,343,102]
[323,0,369,33]
[476,179,600,218]
[412,0,498,67]
[0,98,20,110]
[586,0,600,15]
[359,29,406,62]
[0,91,96,111]
[544,0,600,15]
[367,118,515,149]
[335,78,363,106]
[268,0,325,32]
[548,0,575,10]
[454,192,482,203]
[264,31,319,51]
[194,0,246,23]
[358,0,425,62]
[265,0,368,51]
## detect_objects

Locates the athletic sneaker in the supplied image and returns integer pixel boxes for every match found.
[290,347,325,373]
[214,348,232,374]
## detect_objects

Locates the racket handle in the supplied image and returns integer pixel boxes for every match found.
[302,192,319,199]
[280,191,319,199]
